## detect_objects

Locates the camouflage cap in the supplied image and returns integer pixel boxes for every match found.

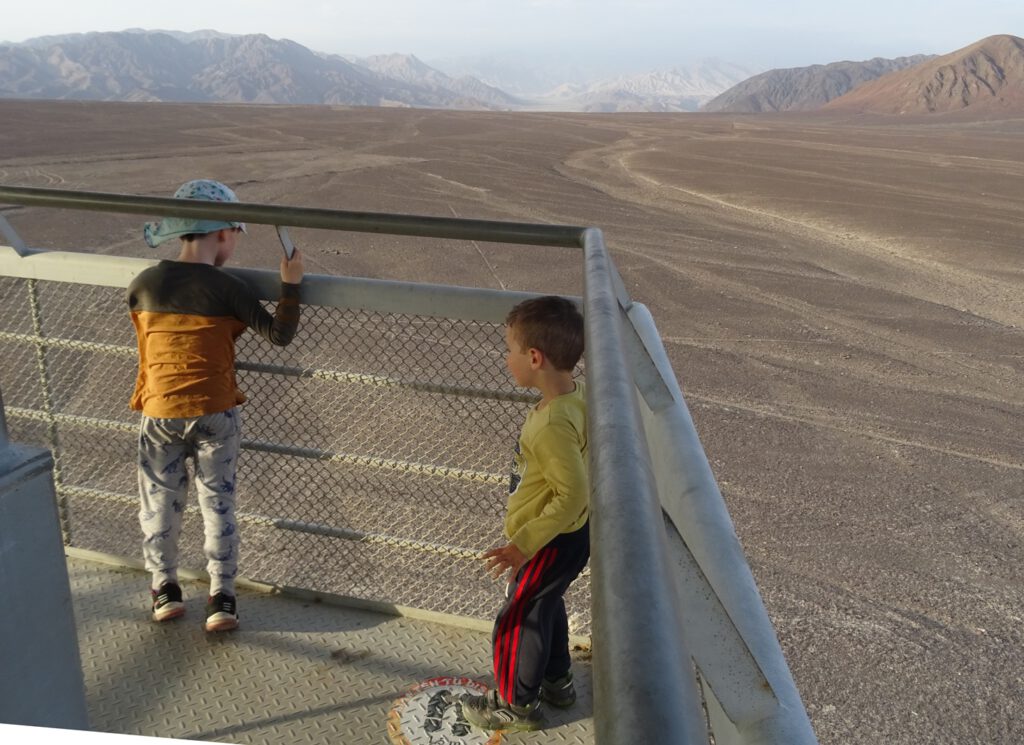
[143,179,247,247]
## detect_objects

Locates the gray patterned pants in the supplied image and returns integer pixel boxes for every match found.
[137,408,241,595]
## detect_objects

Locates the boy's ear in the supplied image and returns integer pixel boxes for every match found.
[528,347,544,369]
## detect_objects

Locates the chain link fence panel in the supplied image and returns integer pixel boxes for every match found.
[0,275,591,633]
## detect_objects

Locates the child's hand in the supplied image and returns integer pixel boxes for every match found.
[481,543,527,580]
[280,248,304,284]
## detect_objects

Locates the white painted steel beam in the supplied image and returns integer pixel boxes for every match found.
[629,302,818,744]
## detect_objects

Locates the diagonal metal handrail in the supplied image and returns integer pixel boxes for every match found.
[582,227,707,743]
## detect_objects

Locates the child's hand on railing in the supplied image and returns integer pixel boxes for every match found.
[280,248,304,285]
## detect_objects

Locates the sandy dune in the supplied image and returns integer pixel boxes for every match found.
[1,100,1022,745]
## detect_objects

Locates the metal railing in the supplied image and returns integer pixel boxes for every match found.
[0,250,557,618]
[0,391,7,446]
[0,184,818,744]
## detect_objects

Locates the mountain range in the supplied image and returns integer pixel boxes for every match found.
[822,34,1024,115]
[0,30,754,111]
[534,61,759,113]
[1,30,1023,117]
[703,55,935,113]
[0,31,494,108]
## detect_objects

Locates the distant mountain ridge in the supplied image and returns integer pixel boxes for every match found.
[5,30,1022,116]
[15,28,236,48]
[348,52,521,109]
[823,34,1024,115]
[534,61,758,112]
[703,55,934,113]
[0,31,510,109]
[0,30,754,111]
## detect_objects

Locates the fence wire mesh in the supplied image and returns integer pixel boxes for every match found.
[0,275,592,632]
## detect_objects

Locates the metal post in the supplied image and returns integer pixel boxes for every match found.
[0,389,8,448]
[0,387,89,729]
[26,278,70,544]
[583,228,707,744]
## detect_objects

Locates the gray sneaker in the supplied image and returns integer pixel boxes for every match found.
[459,689,543,732]
[541,670,577,708]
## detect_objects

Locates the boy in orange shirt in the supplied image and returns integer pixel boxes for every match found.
[128,179,304,632]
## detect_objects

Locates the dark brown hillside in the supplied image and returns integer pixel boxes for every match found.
[824,34,1024,115]
[703,55,931,113]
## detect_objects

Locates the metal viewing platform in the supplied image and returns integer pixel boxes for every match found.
[64,551,594,745]
[0,185,818,745]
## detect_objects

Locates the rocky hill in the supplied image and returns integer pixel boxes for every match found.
[0,31,507,109]
[534,61,758,112]
[350,53,521,109]
[703,55,932,112]
[823,34,1024,115]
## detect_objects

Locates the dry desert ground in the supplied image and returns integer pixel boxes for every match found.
[1,100,1022,744]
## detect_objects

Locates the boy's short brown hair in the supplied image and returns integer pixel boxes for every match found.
[505,295,584,371]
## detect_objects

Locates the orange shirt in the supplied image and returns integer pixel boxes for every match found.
[127,261,300,418]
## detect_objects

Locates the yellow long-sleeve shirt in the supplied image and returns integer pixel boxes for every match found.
[505,381,589,558]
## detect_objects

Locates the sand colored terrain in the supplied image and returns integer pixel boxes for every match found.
[1,100,1022,744]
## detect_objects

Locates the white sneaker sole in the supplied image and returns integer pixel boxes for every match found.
[205,612,239,632]
[152,602,185,622]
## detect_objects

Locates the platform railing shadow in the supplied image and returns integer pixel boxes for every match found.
[0,184,818,745]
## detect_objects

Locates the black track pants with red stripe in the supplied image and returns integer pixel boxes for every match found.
[492,521,590,707]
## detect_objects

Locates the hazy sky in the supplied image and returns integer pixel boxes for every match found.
[4,0,1023,71]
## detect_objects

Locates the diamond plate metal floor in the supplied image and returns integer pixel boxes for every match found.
[67,555,594,745]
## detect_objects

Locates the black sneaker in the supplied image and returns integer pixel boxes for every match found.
[151,582,185,622]
[540,670,577,708]
[459,689,543,732]
[204,592,239,632]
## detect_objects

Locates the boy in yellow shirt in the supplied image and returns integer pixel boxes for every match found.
[461,295,589,732]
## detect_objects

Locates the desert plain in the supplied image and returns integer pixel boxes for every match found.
[1,99,1022,744]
